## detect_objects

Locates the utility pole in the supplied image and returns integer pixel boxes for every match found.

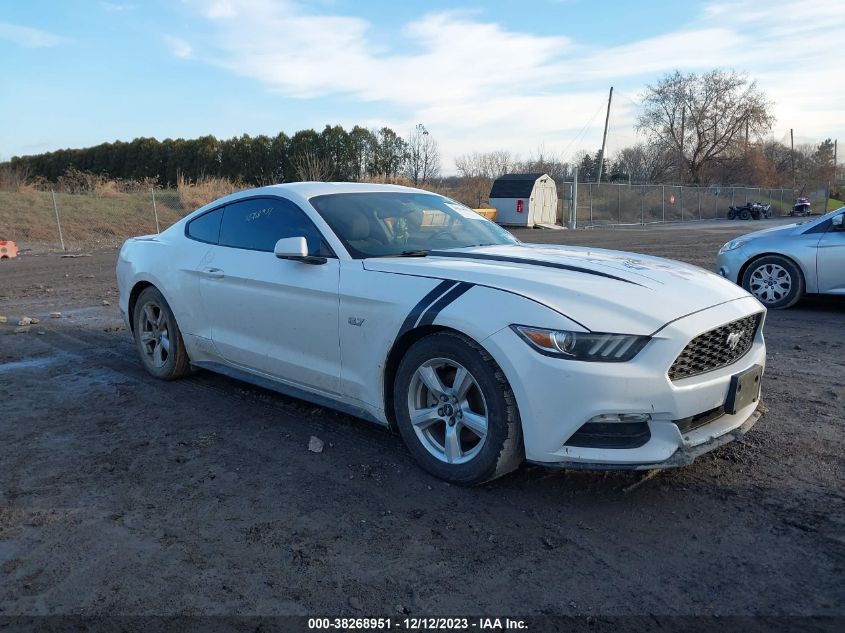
[790,128,796,191]
[596,86,613,184]
[679,106,686,184]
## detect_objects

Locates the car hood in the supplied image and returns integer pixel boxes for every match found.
[735,223,803,241]
[364,244,754,334]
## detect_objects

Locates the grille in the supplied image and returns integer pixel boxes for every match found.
[668,313,762,381]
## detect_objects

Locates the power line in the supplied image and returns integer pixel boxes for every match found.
[560,100,606,160]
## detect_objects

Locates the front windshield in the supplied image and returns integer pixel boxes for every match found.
[309,192,519,259]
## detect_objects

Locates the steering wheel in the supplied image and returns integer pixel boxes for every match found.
[427,229,459,242]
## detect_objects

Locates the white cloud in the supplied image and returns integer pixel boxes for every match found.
[163,35,193,58]
[0,22,66,48]
[203,0,240,19]
[173,0,845,168]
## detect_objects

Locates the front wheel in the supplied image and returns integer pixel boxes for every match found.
[740,208,751,220]
[742,256,804,309]
[393,332,523,485]
[133,286,192,379]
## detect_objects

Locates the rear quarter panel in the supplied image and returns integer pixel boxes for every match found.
[117,234,212,335]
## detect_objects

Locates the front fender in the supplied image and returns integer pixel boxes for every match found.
[339,268,582,423]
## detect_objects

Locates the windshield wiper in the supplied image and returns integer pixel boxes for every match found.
[393,250,429,257]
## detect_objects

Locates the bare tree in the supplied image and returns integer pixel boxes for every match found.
[0,163,31,190]
[513,146,570,183]
[403,124,441,186]
[292,148,333,181]
[454,150,514,207]
[454,151,514,180]
[637,69,774,184]
[610,142,674,183]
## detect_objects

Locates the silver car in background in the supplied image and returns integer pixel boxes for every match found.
[717,207,845,308]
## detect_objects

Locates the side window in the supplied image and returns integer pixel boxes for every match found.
[219,197,331,255]
[186,207,223,244]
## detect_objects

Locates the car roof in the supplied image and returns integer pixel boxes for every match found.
[248,181,427,199]
[179,182,443,229]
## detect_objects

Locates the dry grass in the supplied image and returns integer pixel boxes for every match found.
[0,172,242,250]
[0,171,475,251]
[177,175,238,210]
[0,188,187,249]
[93,179,123,198]
[0,165,30,190]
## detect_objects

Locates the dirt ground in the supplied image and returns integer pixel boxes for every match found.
[0,219,843,620]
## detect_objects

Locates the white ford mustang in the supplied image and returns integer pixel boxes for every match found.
[117,182,766,484]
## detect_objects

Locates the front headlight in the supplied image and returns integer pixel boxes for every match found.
[719,239,750,254]
[511,325,650,362]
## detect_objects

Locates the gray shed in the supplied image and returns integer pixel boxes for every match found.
[489,173,558,227]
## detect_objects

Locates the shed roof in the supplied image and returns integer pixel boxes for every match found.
[489,173,547,199]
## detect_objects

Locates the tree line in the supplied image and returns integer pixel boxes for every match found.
[5,70,839,202]
[7,123,440,188]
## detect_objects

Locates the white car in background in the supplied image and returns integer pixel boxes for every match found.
[117,183,766,484]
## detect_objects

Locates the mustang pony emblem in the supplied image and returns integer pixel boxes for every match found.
[726,331,744,350]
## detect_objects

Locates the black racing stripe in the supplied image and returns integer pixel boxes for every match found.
[397,280,458,337]
[428,251,641,286]
[417,282,474,327]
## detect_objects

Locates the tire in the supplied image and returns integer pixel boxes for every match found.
[132,286,192,379]
[393,331,523,485]
[742,255,804,309]
[728,209,737,220]
[740,208,751,220]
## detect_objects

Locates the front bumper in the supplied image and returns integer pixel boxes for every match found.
[716,248,748,283]
[483,296,766,468]
[528,406,763,470]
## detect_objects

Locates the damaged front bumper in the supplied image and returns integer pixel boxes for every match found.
[529,405,764,471]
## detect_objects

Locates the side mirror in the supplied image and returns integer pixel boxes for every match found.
[832,214,844,230]
[273,237,327,265]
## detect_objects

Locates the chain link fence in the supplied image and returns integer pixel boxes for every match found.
[561,183,816,228]
[0,186,229,253]
[0,181,834,253]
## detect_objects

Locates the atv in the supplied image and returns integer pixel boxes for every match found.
[728,202,770,220]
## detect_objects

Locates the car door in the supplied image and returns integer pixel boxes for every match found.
[198,196,341,394]
[817,212,845,294]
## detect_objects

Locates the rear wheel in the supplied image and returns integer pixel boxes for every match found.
[740,208,751,220]
[742,255,804,309]
[728,208,737,220]
[133,286,192,379]
[393,332,523,485]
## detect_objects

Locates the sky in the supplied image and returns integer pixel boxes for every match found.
[1,0,843,172]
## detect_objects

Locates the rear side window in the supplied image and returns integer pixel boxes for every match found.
[186,208,223,244]
[219,197,330,256]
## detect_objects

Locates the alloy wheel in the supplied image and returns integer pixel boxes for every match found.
[406,358,488,464]
[138,301,170,368]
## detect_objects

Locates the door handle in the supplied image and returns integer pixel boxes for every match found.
[202,267,224,279]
